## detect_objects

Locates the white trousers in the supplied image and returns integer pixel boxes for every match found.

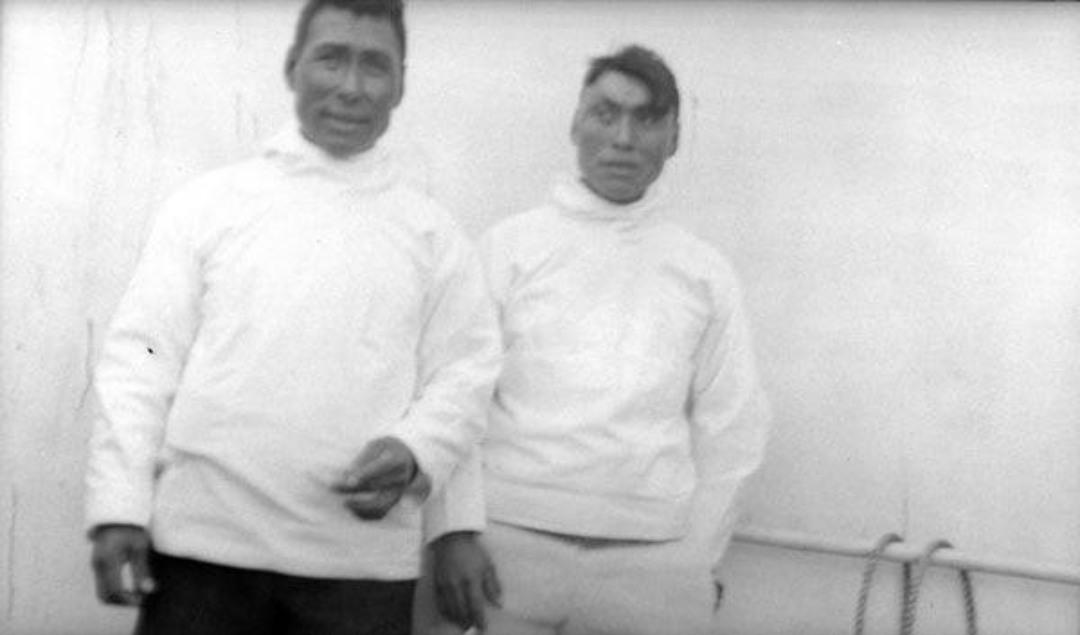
[413,521,724,635]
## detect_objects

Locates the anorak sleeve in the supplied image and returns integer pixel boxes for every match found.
[84,192,204,531]
[417,225,518,540]
[685,280,771,579]
[421,446,486,542]
[389,223,501,502]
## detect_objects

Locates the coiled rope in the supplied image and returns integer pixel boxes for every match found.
[853,535,978,635]
[853,532,904,635]
[901,539,978,635]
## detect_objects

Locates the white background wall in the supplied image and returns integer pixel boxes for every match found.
[1,1,1078,634]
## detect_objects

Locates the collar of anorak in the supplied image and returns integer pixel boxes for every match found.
[551,173,664,228]
[263,126,397,192]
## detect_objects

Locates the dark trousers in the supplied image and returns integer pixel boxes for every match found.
[135,551,415,635]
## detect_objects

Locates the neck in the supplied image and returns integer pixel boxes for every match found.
[298,129,373,162]
[579,177,646,206]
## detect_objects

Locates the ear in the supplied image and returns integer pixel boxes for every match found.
[666,117,679,158]
[284,47,299,91]
[569,106,585,147]
[392,67,406,107]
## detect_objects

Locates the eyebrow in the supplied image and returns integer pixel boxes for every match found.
[592,96,637,110]
[308,42,395,64]
[357,49,395,66]
[591,97,664,119]
[309,42,348,56]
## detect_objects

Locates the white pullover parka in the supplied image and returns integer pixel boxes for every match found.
[480,176,770,577]
[85,129,500,580]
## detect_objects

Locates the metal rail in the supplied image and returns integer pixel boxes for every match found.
[733,528,1080,587]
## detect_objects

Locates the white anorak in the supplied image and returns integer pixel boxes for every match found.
[480,176,769,576]
[85,129,499,579]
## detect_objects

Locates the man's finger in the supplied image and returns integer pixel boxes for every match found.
[344,489,401,520]
[130,548,157,597]
[436,577,467,628]
[482,565,503,607]
[434,578,453,626]
[333,445,387,491]
[352,447,397,482]
[92,556,126,605]
[466,579,488,631]
[453,579,474,630]
[92,542,138,606]
[440,576,469,629]
[337,442,412,492]
[99,572,139,606]
[346,488,384,502]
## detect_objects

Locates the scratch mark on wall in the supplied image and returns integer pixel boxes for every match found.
[77,320,95,412]
[6,489,16,622]
[144,17,161,151]
[232,1,255,146]
[235,93,245,149]
[900,449,910,537]
[687,92,699,170]
[103,6,130,149]
[57,2,95,176]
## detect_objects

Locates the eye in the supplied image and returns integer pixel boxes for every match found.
[315,51,343,69]
[590,105,617,125]
[358,52,395,76]
[633,108,665,127]
[360,60,391,76]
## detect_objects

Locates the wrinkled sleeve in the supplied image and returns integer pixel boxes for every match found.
[421,445,485,542]
[84,192,204,532]
[389,221,501,503]
[417,226,513,541]
[685,279,771,580]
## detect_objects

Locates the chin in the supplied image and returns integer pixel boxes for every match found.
[603,184,645,204]
[329,139,373,158]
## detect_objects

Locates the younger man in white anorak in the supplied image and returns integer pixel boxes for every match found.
[420,45,770,635]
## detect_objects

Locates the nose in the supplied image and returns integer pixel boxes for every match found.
[612,114,635,148]
[337,66,366,100]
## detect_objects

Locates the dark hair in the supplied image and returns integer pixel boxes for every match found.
[290,0,407,61]
[583,45,679,120]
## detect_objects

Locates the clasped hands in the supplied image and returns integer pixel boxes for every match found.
[340,438,503,631]
[333,435,419,520]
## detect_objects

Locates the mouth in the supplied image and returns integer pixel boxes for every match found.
[323,113,373,132]
[599,160,641,176]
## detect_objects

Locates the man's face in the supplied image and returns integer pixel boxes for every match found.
[286,7,404,158]
[571,70,677,204]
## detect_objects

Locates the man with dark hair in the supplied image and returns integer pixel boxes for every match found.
[85,1,499,633]
[416,44,769,635]
[290,0,408,69]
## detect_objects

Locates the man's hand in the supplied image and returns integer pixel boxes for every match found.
[90,524,156,606]
[432,531,502,632]
[334,436,418,520]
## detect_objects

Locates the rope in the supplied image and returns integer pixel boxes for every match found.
[852,535,979,635]
[900,539,979,635]
[959,568,978,635]
[900,539,951,635]
[901,558,913,632]
[852,532,904,635]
